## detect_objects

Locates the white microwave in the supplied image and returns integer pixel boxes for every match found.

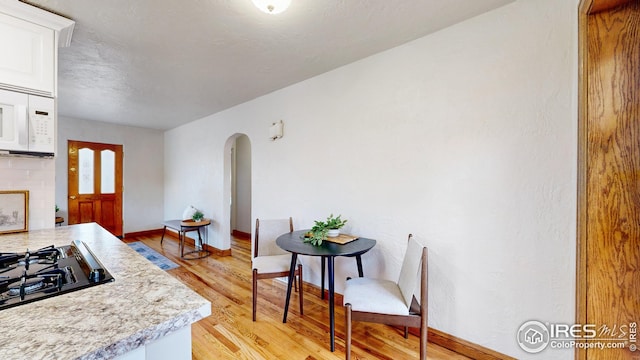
[0,88,55,157]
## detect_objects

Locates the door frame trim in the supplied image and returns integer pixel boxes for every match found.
[576,4,591,360]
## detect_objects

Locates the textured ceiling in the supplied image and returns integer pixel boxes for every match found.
[22,0,514,130]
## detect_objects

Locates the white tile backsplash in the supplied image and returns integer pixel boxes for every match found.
[0,156,55,230]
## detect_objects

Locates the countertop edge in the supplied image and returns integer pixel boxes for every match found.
[77,303,211,360]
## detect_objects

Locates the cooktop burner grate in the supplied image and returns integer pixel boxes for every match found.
[0,241,114,310]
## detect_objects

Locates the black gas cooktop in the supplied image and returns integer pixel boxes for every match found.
[0,240,114,310]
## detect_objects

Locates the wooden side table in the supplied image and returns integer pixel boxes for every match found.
[160,219,211,259]
[55,216,64,226]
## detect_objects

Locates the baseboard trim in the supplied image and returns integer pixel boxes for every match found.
[308,283,513,360]
[135,228,233,257]
[426,327,515,360]
[124,229,164,238]
[232,230,251,239]
[205,243,232,257]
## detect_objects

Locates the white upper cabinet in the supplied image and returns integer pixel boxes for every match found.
[0,12,55,97]
[0,0,74,98]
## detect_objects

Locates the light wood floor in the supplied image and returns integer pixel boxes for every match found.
[125,234,471,360]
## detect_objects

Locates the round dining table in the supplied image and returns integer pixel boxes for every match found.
[276,229,376,352]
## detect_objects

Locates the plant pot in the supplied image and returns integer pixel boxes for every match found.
[327,229,340,237]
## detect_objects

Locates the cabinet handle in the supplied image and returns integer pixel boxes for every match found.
[69,196,76,200]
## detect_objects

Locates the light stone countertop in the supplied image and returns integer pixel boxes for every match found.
[0,223,211,360]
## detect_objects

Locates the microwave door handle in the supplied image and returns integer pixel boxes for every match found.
[16,105,27,146]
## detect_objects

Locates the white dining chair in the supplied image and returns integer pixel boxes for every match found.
[343,234,428,360]
[252,217,303,321]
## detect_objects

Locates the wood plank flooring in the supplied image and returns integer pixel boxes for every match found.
[125,234,470,360]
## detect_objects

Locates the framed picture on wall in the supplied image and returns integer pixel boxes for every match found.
[0,190,29,234]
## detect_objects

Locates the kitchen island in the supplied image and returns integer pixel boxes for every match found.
[0,223,211,360]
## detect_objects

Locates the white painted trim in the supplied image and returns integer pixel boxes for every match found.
[0,0,74,47]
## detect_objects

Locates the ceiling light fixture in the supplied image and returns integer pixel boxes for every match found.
[252,0,291,14]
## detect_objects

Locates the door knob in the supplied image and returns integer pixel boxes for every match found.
[70,167,76,172]
[69,196,76,200]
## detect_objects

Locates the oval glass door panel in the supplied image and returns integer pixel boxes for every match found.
[101,149,115,194]
[78,147,94,194]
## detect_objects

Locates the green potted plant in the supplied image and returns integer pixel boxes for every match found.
[324,214,347,237]
[192,210,204,222]
[303,214,348,246]
[303,220,329,246]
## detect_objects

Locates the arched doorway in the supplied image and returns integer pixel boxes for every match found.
[222,134,252,250]
[230,134,252,238]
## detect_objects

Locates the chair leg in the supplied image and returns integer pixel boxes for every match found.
[297,263,304,315]
[420,318,429,360]
[420,323,427,360]
[252,269,258,322]
[345,304,352,360]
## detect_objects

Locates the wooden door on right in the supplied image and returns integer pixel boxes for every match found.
[578,0,640,359]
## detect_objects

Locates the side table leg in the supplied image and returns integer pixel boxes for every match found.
[180,230,185,258]
[160,226,167,245]
[283,253,298,323]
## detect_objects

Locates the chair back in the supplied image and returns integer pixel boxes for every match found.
[397,234,427,308]
[254,217,293,258]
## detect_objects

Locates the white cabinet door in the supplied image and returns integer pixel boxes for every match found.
[0,12,55,97]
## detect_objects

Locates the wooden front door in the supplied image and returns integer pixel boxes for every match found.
[68,140,123,237]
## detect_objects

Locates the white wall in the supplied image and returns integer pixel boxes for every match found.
[56,116,164,234]
[164,0,577,357]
